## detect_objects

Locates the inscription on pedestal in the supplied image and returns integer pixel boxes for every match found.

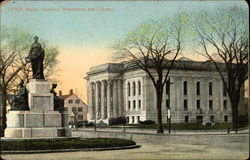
[33,96,51,108]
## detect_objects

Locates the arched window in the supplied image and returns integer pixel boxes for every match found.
[127,82,130,96]
[133,81,136,96]
[196,81,200,95]
[183,81,188,95]
[166,80,170,95]
[209,82,213,96]
[138,81,141,95]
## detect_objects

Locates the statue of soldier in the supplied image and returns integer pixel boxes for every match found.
[50,83,64,111]
[26,36,45,79]
[11,80,29,110]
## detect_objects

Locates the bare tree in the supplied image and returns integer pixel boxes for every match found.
[191,6,248,132]
[0,26,60,136]
[113,15,186,133]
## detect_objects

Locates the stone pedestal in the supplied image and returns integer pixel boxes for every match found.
[5,79,71,138]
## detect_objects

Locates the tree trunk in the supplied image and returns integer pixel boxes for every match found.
[155,83,164,133]
[0,91,7,137]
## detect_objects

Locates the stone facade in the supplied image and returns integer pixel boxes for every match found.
[85,58,236,124]
[5,79,71,138]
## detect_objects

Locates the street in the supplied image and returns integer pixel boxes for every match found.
[2,130,249,160]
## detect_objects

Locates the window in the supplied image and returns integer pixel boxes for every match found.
[78,115,83,120]
[209,100,213,111]
[196,81,200,95]
[132,116,135,123]
[196,116,203,124]
[133,100,136,109]
[78,107,83,112]
[185,116,189,123]
[128,101,131,109]
[166,80,170,95]
[209,82,213,96]
[223,100,227,111]
[196,100,200,110]
[224,115,228,122]
[183,81,188,95]
[210,115,214,122]
[223,84,227,96]
[68,99,73,104]
[72,107,77,112]
[137,116,140,122]
[133,82,136,96]
[75,99,80,104]
[126,117,129,123]
[166,99,170,109]
[127,83,131,96]
[138,81,141,95]
[64,107,68,111]
[184,99,188,111]
[138,100,141,108]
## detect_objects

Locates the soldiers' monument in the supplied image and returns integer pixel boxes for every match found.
[5,36,71,138]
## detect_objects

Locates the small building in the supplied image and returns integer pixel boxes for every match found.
[60,89,88,124]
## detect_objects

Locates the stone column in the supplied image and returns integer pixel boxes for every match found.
[87,82,93,120]
[95,82,100,120]
[113,80,118,117]
[119,79,124,116]
[101,80,105,119]
[107,80,111,119]
[117,79,121,116]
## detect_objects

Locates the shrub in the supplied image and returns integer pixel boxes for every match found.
[239,114,249,128]
[139,120,155,125]
[108,117,126,125]
[85,122,95,127]
[1,138,136,151]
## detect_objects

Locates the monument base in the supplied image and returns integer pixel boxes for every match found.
[5,111,71,138]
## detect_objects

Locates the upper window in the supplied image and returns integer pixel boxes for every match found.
[78,107,83,112]
[127,83,131,96]
[75,99,80,104]
[196,81,200,95]
[209,82,213,96]
[68,99,73,104]
[209,100,213,111]
[196,100,200,110]
[184,99,188,111]
[138,81,141,95]
[183,81,188,95]
[133,82,136,96]
[223,100,227,111]
[128,101,131,109]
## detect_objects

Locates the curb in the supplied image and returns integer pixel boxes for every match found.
[1,145,141,155]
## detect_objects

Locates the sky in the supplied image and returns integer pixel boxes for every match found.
[1,0,248,101]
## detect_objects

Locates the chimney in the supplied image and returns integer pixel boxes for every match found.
[70,89,73,95]
[59,90,62,96]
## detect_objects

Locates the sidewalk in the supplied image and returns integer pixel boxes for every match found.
[73,127,249,135]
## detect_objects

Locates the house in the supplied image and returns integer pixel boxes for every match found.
[60,89,88,124]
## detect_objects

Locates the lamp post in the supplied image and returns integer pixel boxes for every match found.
[69,112,75,128]
[166,78,173,134]
[168,109,171,134]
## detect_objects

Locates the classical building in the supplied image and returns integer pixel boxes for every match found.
[60,89,88,124]
[85,57,236,124]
